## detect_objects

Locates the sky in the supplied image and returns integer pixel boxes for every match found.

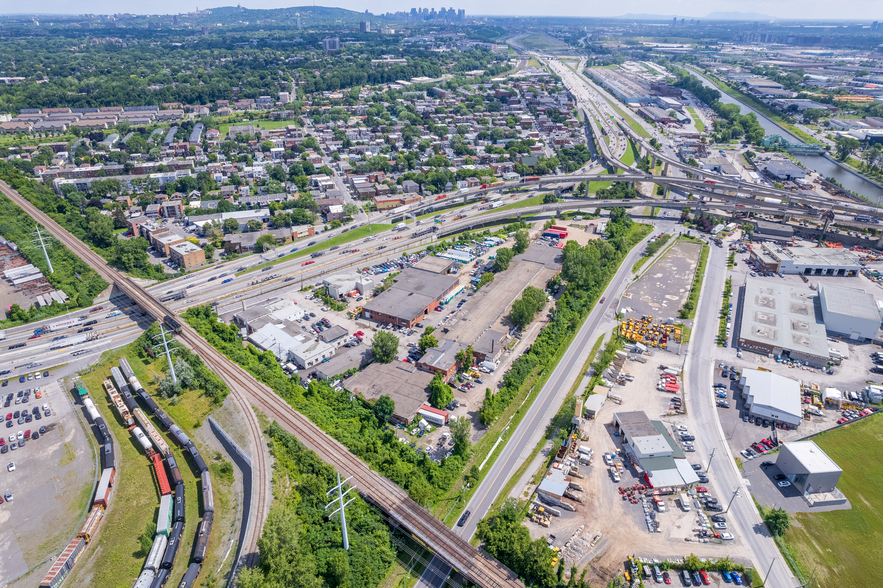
[8,0,881,21]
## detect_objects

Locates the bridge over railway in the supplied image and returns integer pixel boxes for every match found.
[0,180,524,588]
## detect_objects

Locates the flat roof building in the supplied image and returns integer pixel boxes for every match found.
[751,243,859,277]
[765,160,806,181]
[413,255,456,275]
[345,362,434,424]
[738,278,829,367]
[776,440,842,495]
[613,411,699,489]
[168,241,206,269]
[362,268,459,327]
[819,283,880,340]
[738,368,803,427]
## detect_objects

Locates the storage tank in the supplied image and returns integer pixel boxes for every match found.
[132,427,152,452]
[83,398,100,422]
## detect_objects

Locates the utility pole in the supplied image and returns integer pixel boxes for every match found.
[325,474,356,550]
[31,227,54,274]
[724,487,740,513]
[152,326,180,385]
[706,448,716,474]
[762,558,776,587]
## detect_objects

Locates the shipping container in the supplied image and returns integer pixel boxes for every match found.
[39,537,85,588]
[77,506,104,543]
[93,467,115,508]
[145,534,168,572]
[157,494,173,537]
[201,471,214,513]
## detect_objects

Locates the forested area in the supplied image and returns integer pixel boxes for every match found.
[0,192,108,325]
[671,70,764,143]
[237,423,396,588]
[0,162,172,281]
[183,305,469,506]
[478,211,650,425]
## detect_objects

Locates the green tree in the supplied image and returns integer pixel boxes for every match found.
[542,192,559,204]
[223,218,240,233]
[138,521,157,556]
[418,332,438,353]
[492,247,514,272]
[254,234,277,253]
[455,345,474,368]
[428,373,453,409]
[372,331,399,363]
[448,417,472,459]
[374,395,395,425]
[764,507,790,536]
[835,136,861,161]
[343,202,359,217]
[247,219,263,232]
[513,229,529,255]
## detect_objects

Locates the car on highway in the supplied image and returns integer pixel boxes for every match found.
[457,510,471,527]
[302,261,315,266]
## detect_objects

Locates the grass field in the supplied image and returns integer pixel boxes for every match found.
[477,194,545,215]
[241,224,394,274]
[69,346,223,588]
[620,139,641,167]
[686,107,706,132]
[782,416,883,588]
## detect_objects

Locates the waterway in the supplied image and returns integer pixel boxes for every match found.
[687,68,883,204]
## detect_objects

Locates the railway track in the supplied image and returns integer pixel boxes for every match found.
[0,180,524,588]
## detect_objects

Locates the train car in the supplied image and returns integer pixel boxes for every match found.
[38,537,86,588]
[93,416,109,442]
[167,455,184,487]
[173,485,185,523]
[163,316,182,335]
[191,511,213,564]
[93,468,115,508]
[145,534,168,572]
[151,453,172,496]
[149,567,169,588]
[83,398,100,422]
[133,408,171,457]
[110,366,128,394]
[76,506,104,543]
[103,378,133,427]
[200,471,214,513]
[168,424,190,447]
[129,375,146,395]
[119,357,135,380]
[132,427,152,452]
[143,395,161,415]
[160,521,184,570]
[186,443,207,474]
[177,562,203,588]
[102,441,115,471]
[122,388,139,412]
[133,568,155,588]
[154,409,173,431]
[157,494,173,537]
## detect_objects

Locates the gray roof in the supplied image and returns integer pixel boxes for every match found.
[819,283,879,322]
[345,362,433,422]
[363,268,458,322]
[318,325,348,343]
[765,160,804,176]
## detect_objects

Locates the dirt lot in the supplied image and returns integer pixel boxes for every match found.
[1,379,95,588]
[621,240,701,323]
[521,349,751,586]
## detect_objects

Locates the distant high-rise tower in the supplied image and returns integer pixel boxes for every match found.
[360,20,371,32]
[873,21,879,31]
[322,37,340,51]
[296,12,301,29]
[458,8,465,20]
[672,17,677,25]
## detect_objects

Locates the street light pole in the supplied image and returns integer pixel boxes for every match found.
[724,487,740,514]
[706,448,716,474]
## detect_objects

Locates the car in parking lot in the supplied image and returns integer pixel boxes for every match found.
[731,571,742,584]
[777,480,791,488]
[710,515,726,523]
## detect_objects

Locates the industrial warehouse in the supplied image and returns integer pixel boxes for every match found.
[749,243,861,277]
[738,369,803,428]
[361,267,460,328]
[612,411,700,489]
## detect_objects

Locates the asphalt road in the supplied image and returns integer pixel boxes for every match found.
[683,240,799,588]
[416,222,663,588]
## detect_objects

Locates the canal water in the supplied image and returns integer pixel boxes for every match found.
[688,69,883,204]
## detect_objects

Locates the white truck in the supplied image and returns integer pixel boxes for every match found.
[489,201,504,210]
[679,491,691,511]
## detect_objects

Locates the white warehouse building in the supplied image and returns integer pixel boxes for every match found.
[819,283,881,340]
[739,368,803,428]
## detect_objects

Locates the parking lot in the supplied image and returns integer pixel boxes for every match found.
[0,378,94,588]
[621,239,701,322]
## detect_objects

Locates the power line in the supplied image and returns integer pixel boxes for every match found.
[151,325,181,384]
[325,473,357,550]
[31,226,54,274]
